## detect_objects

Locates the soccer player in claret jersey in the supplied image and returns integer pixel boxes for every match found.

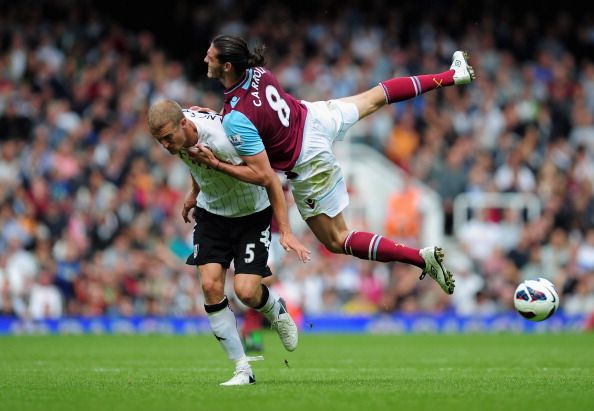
[191,35,477,295]
[147,100,300,386]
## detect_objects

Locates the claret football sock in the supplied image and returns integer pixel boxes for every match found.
[380,51,474,104]
[343,231,425,267]
[380,72,455,104]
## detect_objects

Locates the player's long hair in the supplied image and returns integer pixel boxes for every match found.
[211,35,267,73]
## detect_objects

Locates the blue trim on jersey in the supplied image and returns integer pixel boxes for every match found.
[241,69,253,90]
[223,110,265,156]
[224,71,248,94]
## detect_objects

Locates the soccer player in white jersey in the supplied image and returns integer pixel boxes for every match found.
[147,99,299,386]
[190,35,476,296]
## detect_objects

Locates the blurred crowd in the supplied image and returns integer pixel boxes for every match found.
[1,0,594,321]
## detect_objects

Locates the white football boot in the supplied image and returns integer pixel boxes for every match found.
[271,298,298,352]
[220,367,255,386]
[419,246,455,295]
[450,51,476,85]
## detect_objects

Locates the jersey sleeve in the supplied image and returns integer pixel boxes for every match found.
[222,110,265,156]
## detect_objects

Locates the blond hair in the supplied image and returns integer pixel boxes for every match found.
[147,99,184,135]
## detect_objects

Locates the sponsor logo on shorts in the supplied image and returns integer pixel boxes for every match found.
[194,244,199,258]
[305,198,316,209]
[260,225,271,250]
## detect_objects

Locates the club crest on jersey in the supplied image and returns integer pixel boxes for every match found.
[228,134,243,147]
[305,198,316,209]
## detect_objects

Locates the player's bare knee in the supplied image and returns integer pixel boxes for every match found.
[201,278,223,300]
[234,285,259,307]
[322,237,344,254]
[328,230,351,254]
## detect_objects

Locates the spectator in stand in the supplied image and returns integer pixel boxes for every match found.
[493,147,536,193]
[28,264,63,320]
[427,141,469,235]
[384,173,424,248]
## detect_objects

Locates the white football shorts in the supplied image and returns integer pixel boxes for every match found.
[289,99,359,220]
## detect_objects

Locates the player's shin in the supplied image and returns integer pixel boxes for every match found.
[254,284,280,321]
[205,296,248,365]
[343,231,424,266]
[379,72,455,104]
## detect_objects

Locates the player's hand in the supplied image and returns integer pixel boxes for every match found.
[189,105,217,114]
[187,144,219,169]
[182,193,198,223]
[280,232,311,263]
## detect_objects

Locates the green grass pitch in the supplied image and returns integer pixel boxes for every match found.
[1,333,593,411]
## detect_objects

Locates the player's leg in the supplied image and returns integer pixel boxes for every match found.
[188,208,255,386]
[290,144,434,272]
[196,263,255,386]
[234,272,297,352]
[232,207,298,351]
[239,275,275,353]
[305,211,423,263]
[339,51,475,120]
[292,100,455,294]
[305,211,455,295]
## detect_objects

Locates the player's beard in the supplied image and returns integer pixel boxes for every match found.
[207,64,223,80]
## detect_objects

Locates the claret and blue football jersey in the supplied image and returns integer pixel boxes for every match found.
[222,67,308,171]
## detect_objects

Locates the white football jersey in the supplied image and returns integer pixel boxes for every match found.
[179,109,269,217]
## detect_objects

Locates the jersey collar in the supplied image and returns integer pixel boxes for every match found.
[224,69,250,94]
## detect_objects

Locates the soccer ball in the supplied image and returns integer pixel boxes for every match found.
[513,278,560,322]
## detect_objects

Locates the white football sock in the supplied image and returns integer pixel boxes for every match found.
[206,299,246,362]
[256,290,282,323]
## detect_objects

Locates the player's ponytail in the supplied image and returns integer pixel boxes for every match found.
[249,44,267,67]
[211,35,267,73]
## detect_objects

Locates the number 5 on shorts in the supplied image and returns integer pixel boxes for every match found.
[244,243,255,263]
